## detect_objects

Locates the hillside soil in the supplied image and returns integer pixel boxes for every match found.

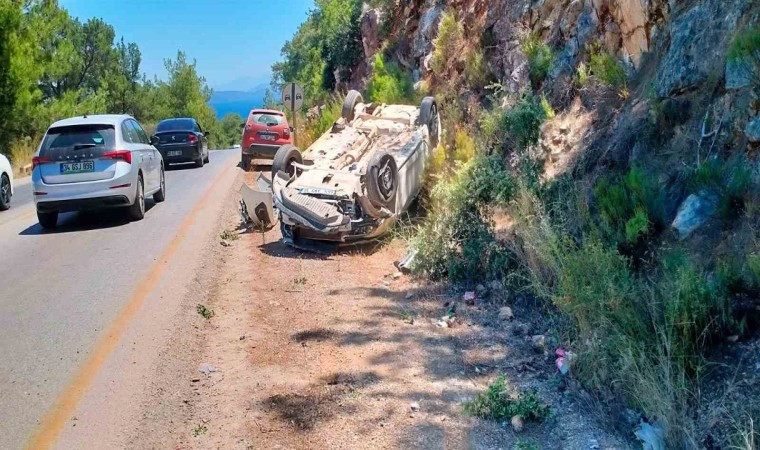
[128,171,633,449]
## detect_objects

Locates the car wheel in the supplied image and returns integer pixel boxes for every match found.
[271,144,303,179]
[366,151,398,208]
[128,176,145,221]
[153,167,166,203]
[37,211,58,229]
[204,149,210,163]
[242,155,252,171]
[341,90,363,123]
[195,154,204,168]
[0,174,11,211]
[419,96,440,148]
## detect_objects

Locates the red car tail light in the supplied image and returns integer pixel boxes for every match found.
[188,134,198,144]
[283,127,291,138]
[32,156,50,170]
[102,150,132,164]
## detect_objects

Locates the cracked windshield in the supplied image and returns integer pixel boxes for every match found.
[0,0,758,449]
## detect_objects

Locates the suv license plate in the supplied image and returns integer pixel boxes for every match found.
[60,161,94,174]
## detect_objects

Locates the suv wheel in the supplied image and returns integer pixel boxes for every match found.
[0,174,10,211]
[153,167,166,203]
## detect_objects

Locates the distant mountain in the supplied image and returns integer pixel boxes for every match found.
[209,82,270,119]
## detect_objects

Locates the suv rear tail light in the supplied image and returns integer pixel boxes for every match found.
[32,156,50,170]
[188,134,198,144]
[102,150,132,164]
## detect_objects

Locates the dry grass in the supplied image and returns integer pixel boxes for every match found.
[9,137,38,177]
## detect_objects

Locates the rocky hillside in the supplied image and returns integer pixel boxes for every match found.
[343,0,760,447]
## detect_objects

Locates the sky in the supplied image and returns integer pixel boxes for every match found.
[61,0,314,91]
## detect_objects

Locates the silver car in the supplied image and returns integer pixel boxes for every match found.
[31,114,166,229]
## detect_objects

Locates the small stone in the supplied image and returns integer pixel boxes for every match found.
[392,272,403,280]
[513,322,531,336]
[727,335,739,343]
[510,415,524,432]
[531,335,547,354]
[220,240,231,247]
[489,280,504,291]
[405,292,414,300]
[199,363,219,376]
[409,401,420,412]
[498,306,514,321]
[589,438,600,450]
[463,291,476,303]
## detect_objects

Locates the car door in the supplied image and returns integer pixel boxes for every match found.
[121,120,150,191]
[129,119,157,191]
[131,120,158,189]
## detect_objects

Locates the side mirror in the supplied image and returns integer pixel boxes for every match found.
[204,131,210,137]
[150,135,160,146]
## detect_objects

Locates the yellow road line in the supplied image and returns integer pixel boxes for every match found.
[25,163,237,450]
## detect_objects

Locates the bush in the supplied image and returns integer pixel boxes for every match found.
[464,47,490,89]
[411,154,515,281]
[594,167,664,244]
[589,49,627,88]
[464,376,550,422]
[687,156,752,219]
[498,92,547,152]
[521,33,554,88]
[367,54,414,104]
[431,11,463,77]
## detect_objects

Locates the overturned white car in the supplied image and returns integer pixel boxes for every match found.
[240,90,440,249]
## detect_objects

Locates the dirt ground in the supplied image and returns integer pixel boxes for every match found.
[129,171,633,450]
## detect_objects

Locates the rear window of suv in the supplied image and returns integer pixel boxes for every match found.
[250,113,284,126]
[39,124,116,160]
[156,119,196,132]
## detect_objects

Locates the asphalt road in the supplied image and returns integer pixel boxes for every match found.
[0,149,240,449]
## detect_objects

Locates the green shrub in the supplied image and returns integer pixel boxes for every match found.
[411,154,515,281]
[464,375,550,422]
[464,47,490,89]
[540,95,555,120]
[367,54,414,104]
[521,33,554,88]
[431,11,463,77]
[589,49,627,88]
[575,62,590,87]
[594,167,664,244]
[498,92,547,152]
[687,157,752,219]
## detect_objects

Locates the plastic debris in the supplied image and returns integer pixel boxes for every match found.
[555,348,575,375]
[199,363,219,376]
[395,249,418,274]
[635,421,665,450]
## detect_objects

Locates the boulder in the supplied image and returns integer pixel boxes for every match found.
[610,0,649,68]
[726,57,753,90]
[361,8,383,60]
[412,2,444,59]
[745,116,760,143]
[671,191,719,240]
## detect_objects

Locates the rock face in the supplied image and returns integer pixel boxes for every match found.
[655,0,751,97]
[746,116,760,144]
[412,1,444,60]
[361,8,383,60]
[609,0,649,68]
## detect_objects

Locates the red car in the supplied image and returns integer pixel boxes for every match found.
[241,109,293,169]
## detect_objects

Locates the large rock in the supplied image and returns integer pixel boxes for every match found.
[746,116,760,143]
[726,57,753,90]
[671,191,719,240]
[412,1,444,59]
[361,8,383,60]
[655,0,750,97]
[609,0,649,68]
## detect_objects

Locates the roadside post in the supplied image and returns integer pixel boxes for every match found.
[281,82,304,147]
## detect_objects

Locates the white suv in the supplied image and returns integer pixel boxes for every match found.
[31,114,166,229]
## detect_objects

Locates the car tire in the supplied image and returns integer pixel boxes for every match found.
[128,176,146,221]
[418,96,440,148]
[37,211,58,229]
[366,151,398,208]
[0,174,11,211]
[271,144,303,179]
[195,154,204,168]
[341,90,363,123]
[242,154,252,171]
[204,150,210,163]
[153,167,166,203]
